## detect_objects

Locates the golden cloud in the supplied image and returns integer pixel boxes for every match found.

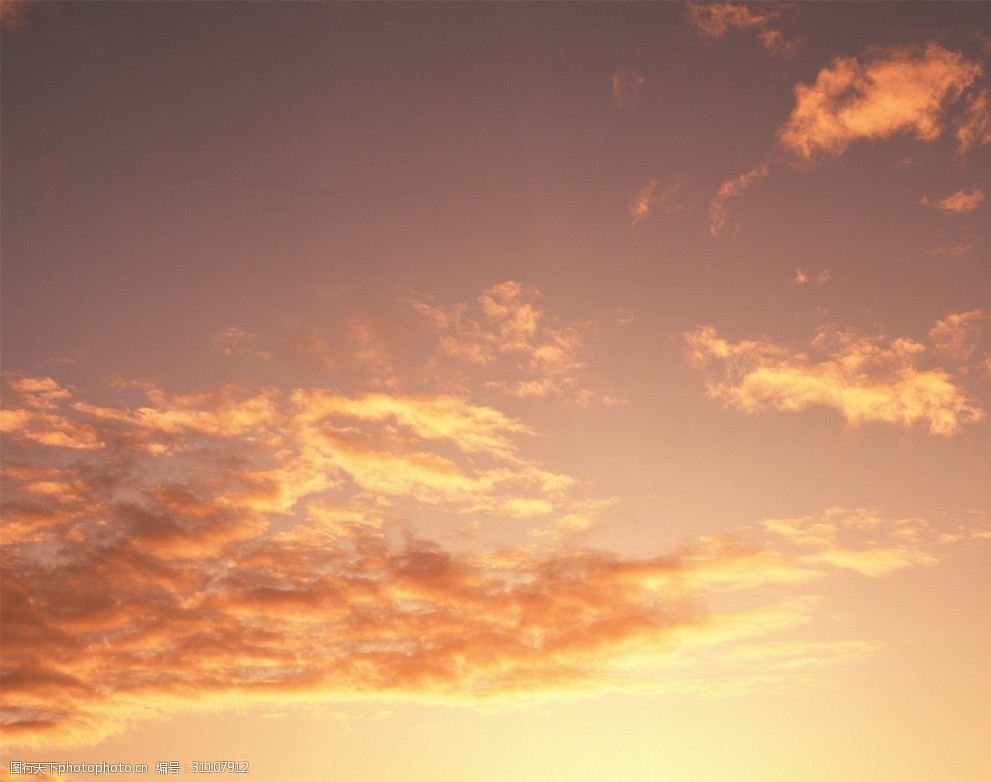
[778,42,983,162]
[685,322,984,435]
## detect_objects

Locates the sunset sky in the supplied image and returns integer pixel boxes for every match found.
[2,2,990,780]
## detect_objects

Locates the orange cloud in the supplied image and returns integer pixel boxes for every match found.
[921,187,984,213]
[709,163,769,236]
[778,43,983,162]
[612,68,646,110]
[686,2,798,56]
[685,322,984,435]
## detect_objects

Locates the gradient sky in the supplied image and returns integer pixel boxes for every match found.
[2,2,990,780]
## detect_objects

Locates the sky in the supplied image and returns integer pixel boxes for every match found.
[2,2,990,780]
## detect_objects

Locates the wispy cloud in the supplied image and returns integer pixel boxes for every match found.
[628,177,684,226]
[686,2,798,56]
[629,179,658,225]
[685,321,984,435]
[612,68,647,110]
[921,187,984,213]
[709,163,769,236]
[778,43,983,163]
[211,327,269,359]
[956,88,991,155]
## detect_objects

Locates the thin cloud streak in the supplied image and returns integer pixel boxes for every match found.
[709,164,769,236]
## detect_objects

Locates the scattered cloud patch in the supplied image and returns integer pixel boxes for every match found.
[686,2,798,56]
[685,322,984,435]
[778,43,983,163]
[412,282,610,403]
